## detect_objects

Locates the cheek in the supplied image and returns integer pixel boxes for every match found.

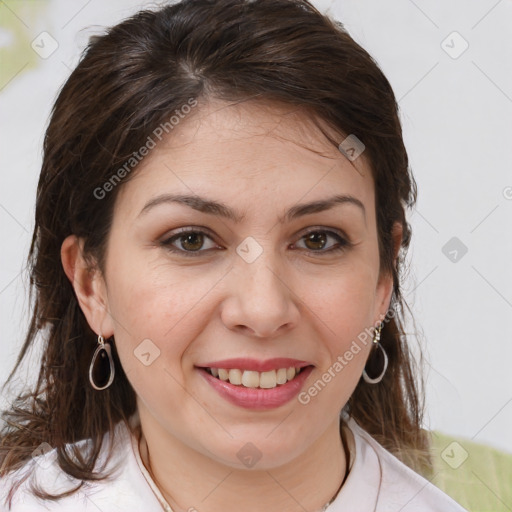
[105,253,219,369]
[296,267,377,412]
[295,271,376,413]
[300,262,378,341]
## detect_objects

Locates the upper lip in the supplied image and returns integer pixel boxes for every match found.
[197,358,313,372]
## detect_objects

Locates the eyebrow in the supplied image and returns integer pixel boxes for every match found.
[138,193,366,224]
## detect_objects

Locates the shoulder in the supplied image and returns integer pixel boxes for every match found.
[0,441,88,511]
[346,416,469,512]
[0,418,157,511]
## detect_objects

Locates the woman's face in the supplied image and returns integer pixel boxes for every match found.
[76,99,397,469]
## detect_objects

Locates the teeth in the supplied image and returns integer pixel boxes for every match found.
[259,370,276,389]
[276,368,287,385]
[228,369,242,385]
[208,366,304,389]
[242,370,260,388]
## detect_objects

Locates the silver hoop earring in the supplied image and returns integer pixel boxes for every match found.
[89,335,115,390]
[362,323,388,384]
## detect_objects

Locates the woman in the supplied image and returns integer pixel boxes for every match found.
[0,0,468,510]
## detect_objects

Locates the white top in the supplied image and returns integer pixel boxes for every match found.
[0,413,468,512]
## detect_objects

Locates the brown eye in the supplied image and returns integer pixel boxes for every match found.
[304,232,328,251]
[160,229,219,257]
[179,232,204,251]
[294,229,349,254]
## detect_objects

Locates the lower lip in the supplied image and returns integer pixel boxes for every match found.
[197,366,314,410]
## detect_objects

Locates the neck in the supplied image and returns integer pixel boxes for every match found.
[136,412,348,512]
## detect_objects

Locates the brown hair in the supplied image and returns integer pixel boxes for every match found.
[0,0,432,508]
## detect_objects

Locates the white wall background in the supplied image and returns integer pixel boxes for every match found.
[1,0,511,456]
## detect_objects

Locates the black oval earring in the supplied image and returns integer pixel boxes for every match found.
[362,323,388,384]
[89,335,115,390]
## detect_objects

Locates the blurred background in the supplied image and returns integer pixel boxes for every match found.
[0,0,511,458]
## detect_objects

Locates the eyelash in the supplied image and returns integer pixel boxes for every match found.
[159,227,351,258]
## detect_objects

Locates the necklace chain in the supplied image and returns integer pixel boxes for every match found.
[134,423,351,512]
[135,433,174,511]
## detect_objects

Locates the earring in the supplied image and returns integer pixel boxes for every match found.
[89,335,115,390]
[362,323,388,384]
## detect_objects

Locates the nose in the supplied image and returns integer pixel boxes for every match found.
[220,250,301,339]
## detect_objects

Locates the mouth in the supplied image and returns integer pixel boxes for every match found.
[197,363,315,409]
[195,358,314,409]
[201,365,312,389]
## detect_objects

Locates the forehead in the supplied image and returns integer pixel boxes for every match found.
[115,99,374,217]
[157,99,368,169]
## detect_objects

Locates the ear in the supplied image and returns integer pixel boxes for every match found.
[374,222,403,322]
[60,235,115,337]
